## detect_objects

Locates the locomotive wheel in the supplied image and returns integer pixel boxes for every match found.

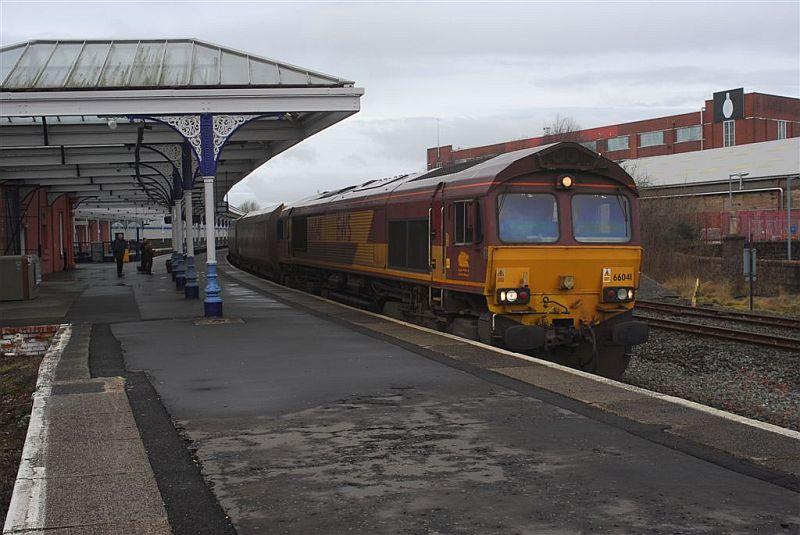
[593,345,630,380]
[547,344,630,380]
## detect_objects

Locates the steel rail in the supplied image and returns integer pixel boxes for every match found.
[634,314,800,352]
[636,300,800,330]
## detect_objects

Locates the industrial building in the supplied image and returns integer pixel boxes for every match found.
[427,89,799,170]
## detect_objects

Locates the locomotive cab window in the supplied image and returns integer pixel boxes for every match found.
[497,193,558,243]
[571,194,631,242]
[453,200,475,245]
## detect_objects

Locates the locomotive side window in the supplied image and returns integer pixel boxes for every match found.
[497,193,558,243]
[453,201,475,245]
[571,194,631,242]
[291,216,308,252]
[388,219,428,271]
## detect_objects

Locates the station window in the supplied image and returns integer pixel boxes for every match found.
[607,135,629,152]
[723,120,735,147]
[453,201,475,245]
[579,140,597,151]
[675,125,702,143]
[638,131,664,148]
[778,120,788,140]
[388,220,429,271]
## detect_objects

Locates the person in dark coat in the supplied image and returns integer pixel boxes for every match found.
[112,233,126,277]
[141,239,154,275]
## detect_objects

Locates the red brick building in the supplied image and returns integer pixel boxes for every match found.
[0,188,77,275]
[427,89,800,170]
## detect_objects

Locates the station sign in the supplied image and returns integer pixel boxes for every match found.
[713,88,744,122]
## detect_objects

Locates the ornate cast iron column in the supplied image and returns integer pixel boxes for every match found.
[169,204,179,279]
[135,112,263,317]
[173,197,185,290]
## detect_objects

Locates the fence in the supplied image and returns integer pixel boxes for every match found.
[697,210,800,243]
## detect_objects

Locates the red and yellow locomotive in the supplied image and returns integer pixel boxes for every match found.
[229,142,649,378]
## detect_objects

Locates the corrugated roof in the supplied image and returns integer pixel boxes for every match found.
[621,138,800,187]
[0,39,353,90]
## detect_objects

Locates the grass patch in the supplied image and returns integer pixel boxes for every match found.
[662,276,800,316]
[0,353,42,520]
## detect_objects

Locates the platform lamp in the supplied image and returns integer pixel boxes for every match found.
[727,172,749,236]
[700,106,706,151]
[727,172,750,209]
[788,175,799,261]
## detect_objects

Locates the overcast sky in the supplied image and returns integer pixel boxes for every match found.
[2,1,799,208]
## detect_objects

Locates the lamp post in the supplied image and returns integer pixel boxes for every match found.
[727,172,749,236]
[700,106,706,151]
[789,175,796,261]
[727,172,750,210]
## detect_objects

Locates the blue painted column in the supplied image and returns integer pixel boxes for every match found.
[173,198,186,290]
[184,189,199,299]
[169,204,179,279]
[202,176,222,317]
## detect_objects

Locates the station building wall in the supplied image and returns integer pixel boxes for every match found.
[0,187,76,276]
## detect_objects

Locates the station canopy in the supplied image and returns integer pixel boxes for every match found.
[0,39,364,219]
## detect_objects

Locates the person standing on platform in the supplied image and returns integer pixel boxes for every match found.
[112,233,126,277]
[141,238,154,275]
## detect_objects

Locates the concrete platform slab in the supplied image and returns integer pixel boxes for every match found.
[495,365,650,404]
[43,392,131,416]
[26,438,150,479]
[28,472,167,529]
[42,409,140,442]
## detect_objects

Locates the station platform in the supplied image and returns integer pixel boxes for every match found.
[2,254,798,534]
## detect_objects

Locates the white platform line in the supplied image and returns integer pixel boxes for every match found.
[3,324,72,535]
[221,259,800,442]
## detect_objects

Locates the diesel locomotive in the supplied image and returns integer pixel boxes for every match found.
[228,142,649,378]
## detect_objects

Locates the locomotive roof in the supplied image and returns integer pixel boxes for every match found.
[286,142,638,209]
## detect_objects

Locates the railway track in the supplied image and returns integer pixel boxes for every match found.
[634,301,800,352]
[635,300,800,330]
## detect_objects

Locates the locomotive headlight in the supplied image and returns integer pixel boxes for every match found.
[559,175,574,189]
[616,288,628,301]
[627,289,635,300]
[497,287,530,305]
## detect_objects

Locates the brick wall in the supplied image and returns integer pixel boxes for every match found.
[1,325,59,357]
[679,241,800,296]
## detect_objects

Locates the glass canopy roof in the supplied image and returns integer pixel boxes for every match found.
[0,39,353,90]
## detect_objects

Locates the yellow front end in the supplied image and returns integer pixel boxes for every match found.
[486,245,642,327]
